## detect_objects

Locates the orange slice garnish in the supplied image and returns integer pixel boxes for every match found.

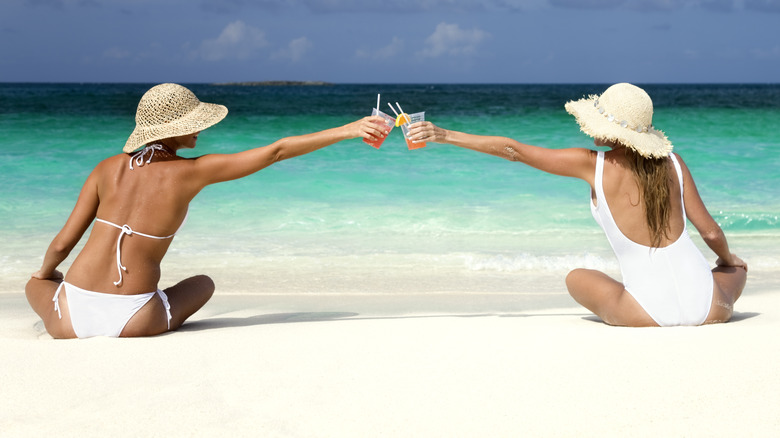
[395,113,411,127]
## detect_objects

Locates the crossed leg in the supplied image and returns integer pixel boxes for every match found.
[25,275,215,338]
[566,266,747,327]
[25,277,77,339]
[565,268,658,327]
[703,266,747,324]
[120,275,215,337]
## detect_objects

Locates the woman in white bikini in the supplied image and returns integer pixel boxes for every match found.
[408,83,747,326]
[26,83,390,338]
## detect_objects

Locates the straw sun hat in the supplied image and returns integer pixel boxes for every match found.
[565,83,672,158]
[124,83,228,153]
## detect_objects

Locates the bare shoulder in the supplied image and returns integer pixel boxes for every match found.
[670,152,693,171]
[94,153,130,171]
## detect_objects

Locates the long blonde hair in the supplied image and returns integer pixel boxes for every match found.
[623,146,672,247]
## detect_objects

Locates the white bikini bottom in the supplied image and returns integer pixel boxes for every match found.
[53,281,172,338]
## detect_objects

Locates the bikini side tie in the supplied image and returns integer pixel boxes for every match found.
[53,282,65,319]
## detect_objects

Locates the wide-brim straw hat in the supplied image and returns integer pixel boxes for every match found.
[564,83,672,158]
[124,83,228,153]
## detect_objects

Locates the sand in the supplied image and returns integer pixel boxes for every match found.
[2,274,779,437]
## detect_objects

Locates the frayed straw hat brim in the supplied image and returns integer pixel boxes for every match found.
[564,86,672,159]
[124,83,228,153]
[124,103,227,153]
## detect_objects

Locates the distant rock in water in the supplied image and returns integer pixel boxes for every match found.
[214,81,333,86]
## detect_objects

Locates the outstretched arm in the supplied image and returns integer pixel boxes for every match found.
[675,154,747,271]
[191,115,389,187]
[408,121,595,183]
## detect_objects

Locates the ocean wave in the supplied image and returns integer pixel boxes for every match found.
[463,252,618,273]
[713,211,780,231]
[462,251,780,274]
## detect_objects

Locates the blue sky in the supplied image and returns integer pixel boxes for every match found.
[2,0,778,83]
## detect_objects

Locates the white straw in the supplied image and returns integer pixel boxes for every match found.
[376,93,380,112]
[395,102,405,115]
[387,103,399,117]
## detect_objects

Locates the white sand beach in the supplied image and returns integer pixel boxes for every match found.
[1,269,778,438]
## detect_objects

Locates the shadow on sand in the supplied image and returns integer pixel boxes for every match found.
[579,311,761,325]
[177,307,761,332]
[178,311,597,332]
[177,312,360,332]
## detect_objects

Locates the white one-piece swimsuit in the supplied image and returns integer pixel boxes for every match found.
[590,151,713,326]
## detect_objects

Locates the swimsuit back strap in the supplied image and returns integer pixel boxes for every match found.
[595,151,605,199]
[668,153,686,218]
[95,218,176,286]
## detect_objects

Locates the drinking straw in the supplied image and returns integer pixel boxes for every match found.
[387,103,400,117]
[376,94,380,112]
[395,102,410,124]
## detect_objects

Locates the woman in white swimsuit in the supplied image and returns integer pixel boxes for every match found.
[26,83,390,338]
[408,83,747,326]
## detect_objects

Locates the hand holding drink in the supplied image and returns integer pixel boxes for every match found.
[388,102,426,150]
[405,119,444,145]
[363,94,395,149]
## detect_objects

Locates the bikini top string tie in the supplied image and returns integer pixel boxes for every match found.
[95,219,176,287]
[129,144,167,170]
[112,224,134,286]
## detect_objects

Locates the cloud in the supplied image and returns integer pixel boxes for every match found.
[199,0,291,14]
[355,36,404,60]
[629,0,679,10]
[745,0,780,12]
[549,0,780,13]
[699,0,737,12]
[272,37,314,62]
[197,20,269,61]
[547,0,748,12]
[298,0,489,13]
[548,0,624,8]
[27,0,101,9]
[417,22,490,59]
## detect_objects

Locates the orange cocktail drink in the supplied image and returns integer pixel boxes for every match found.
[400,111,426,150]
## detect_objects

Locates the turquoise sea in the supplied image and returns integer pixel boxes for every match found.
[1,83,778,294]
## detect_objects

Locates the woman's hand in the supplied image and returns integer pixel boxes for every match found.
[346,116,391,143]
[407,121,447,144]
[716,254,748,272]
[31,269,63,281]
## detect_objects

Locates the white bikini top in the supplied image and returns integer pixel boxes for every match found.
[97,144,186,286]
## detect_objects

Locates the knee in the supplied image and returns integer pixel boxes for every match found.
[194,274,215,297]
[25,277,52,306]
[25,276,43,295]
[24,278,36,301]
[565,269,586,292]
